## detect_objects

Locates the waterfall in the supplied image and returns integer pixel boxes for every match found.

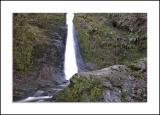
[64,13,78,80]
[18,13,85,102]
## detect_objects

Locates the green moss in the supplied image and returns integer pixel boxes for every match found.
[127,58,147,79]
[128,64,141,71]
[73,13,147,69]
[13,13,66,75]
[55,74,104,102]
[121,92,131,102]
[13,15,35,74]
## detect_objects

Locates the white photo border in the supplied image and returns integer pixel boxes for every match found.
[1,1,159,114]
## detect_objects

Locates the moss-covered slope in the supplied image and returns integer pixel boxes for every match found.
[73,13,147,69]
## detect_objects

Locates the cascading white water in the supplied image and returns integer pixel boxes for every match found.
[64,13,78,80]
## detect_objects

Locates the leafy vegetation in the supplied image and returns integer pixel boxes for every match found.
[55,74,104,102]
[74,13,147,69]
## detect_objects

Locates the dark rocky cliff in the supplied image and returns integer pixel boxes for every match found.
[13,13,67,101]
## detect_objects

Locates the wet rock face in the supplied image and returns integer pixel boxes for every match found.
[54,58,147,102]
[13,14,67,101]
[36,30,67,84]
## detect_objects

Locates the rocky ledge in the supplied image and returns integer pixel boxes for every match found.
[53,58,147,102]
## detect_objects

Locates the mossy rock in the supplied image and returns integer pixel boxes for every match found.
[54,74,104,102]
[127,57,147,80]
[53,64,146,102]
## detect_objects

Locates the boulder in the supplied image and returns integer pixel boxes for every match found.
[53,61,147,102]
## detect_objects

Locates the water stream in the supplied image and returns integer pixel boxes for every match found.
[64,13,78,80]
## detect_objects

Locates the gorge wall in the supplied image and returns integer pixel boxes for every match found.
[13,13,67,100]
